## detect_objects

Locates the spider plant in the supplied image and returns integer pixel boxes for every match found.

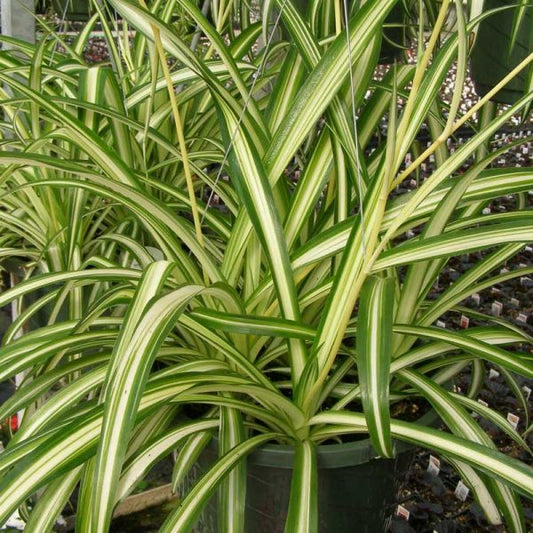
[0,0,532,531]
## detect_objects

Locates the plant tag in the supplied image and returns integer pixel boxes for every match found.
[473,399,487,418]
[436,320,446,328]
[519,263,528,268]
[507,413,519,430]
[460,315,469,328]
[520,276,532,287]
[488,368,500,380]
[482,207,491,215]
[454,480,469,501]
[491,301,502,316]
[500,267,509,274]
[3,510,26,531]
[522,386,531,401]
[453,385,462,393]
[396,505,410,521]
[427,455,441,476]
[491,287,501,294]
[409,179,417,188]
[525,246,532,253]
[516,313,528,324]
[471,293,480,306]
[510,297,520,307]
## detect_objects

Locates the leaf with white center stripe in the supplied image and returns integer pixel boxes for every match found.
[285,440,317,533]
[310,412,533,498]
[356,276,395,458]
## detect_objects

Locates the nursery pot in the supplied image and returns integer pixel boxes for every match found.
[378,2,409,64]
[187,433,420,532]
[470,0,533,104]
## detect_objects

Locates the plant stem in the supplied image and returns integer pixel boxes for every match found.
[140,0,208,283]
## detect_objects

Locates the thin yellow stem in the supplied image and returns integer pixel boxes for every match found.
[391,52,533,190]
[394,0,451,163]
[334,0,342,36]
[140,1,208,283]
[204,0,232,61]
[369,52,533,271]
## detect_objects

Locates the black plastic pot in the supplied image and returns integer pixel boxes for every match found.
[186,433,422,532]
[379,2,409,64]
[470,0,533,104]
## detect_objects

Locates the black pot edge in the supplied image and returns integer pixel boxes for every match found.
[246,408,438,469]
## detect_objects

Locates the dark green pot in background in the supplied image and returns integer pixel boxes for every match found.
[470,0,533,104]
[379,1,410,64]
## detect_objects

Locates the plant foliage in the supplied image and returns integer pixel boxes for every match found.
[0,0,532,531]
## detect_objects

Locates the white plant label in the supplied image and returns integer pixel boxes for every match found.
[522,386,531,401]
[510,297,520,307]
[1,510,26,531]
[471,293,480,306]
[516,313,528,324]
[482,207,491,215]
[396,505,410,521]
[491,301,502,316]
[460,315,469,329]
[488,368,500,380]
[436,320,446,328]
[427,455,441,476]
[454,480,470,501]
[507,413,519,430]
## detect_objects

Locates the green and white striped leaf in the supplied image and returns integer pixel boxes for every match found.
[356,276,395,458]
[285,440,318,533]
[310,412,533,498]
[159,433,279,533]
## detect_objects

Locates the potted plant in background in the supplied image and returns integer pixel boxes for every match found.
[0,0,532,531]
[470,0,532,105]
